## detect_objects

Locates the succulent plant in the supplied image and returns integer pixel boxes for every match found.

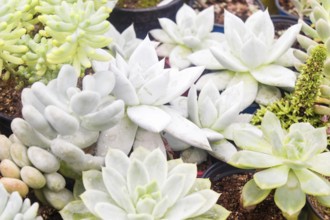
[252,44,328,129]
[0,1,29,80]
[229,111,330,219]
[0,0,117,85]
[60,147,230,219]
[37,0,113,74]
[0,133,75,210]
[105,23,143,61]
[0,182,42,220]
[192,10,302,108]
[94,37,211,156]
[183,81,259,162]
[149,4,224,69]
[11,64,124,167]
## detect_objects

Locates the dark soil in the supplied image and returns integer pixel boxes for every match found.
[116,0,161,8]
[210,171,285,219]
[190,0,262,25]
[0,77,23,119]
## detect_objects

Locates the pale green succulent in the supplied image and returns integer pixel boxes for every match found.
[0,182,42,220]
[38,0,113,74]
[60,147,230,220]
[229,111,330,219]
[0,1,28,80]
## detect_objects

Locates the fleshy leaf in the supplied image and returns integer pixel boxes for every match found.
[254,165,290,189]
[242,179,271,207]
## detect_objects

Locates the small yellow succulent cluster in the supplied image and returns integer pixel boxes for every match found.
[0,0,116,86]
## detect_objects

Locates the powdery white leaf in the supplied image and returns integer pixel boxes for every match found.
[127,105,171,133]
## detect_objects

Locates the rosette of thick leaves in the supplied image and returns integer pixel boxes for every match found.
[60,147,230,220]
[95,37,211,156]
[38,0,114,74]
[149,4,224,69]
[192,10,302,108]
[185,82,258,161]
[11,64,124,172]
[0,182,42,219]
[229,111,330,218]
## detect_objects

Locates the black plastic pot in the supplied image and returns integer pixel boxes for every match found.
[188,0,265,33]
[108,0,184,39]
[274,0,311,24]
[0,113,13,137]
[306,196,327,220]
[202,161,253,180]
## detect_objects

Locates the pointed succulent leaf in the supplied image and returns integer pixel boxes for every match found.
[229,151,282,169]
[127,105,171,133]
[254,165,290,189]
[294,169,330,196]
[242,179,271,207]
[274,172,306,217]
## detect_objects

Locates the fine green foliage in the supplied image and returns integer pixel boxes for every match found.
[251,45,328,129]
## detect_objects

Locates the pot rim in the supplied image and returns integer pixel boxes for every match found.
[114,0,183,12]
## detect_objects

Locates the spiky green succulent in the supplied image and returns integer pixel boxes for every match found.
[252,44,328,129]
[60,147,230,220]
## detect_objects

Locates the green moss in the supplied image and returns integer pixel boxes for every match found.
[251,45,328,129]
[116,0,161,8]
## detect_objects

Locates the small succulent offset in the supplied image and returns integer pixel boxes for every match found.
[192,10,302,108]
[229,111,330,219]
[0,182,42,220]
[169,81,257,163]
[60,147,230,220]
[95,37,211,156]
[149,4,224,69]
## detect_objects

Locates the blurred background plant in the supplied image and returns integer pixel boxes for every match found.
[0,0,116,89]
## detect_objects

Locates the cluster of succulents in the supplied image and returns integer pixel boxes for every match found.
[4,1,330,219]
[0,0,116,86]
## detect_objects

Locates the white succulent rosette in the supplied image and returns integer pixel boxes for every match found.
[95,37,211,156]
[60,147,230,220]
[149,4,224,69]
[229,111,330,219]
[191,10,302,108]
[0,182,42,220]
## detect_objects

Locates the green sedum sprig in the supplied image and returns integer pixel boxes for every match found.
[251,45,328,129]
